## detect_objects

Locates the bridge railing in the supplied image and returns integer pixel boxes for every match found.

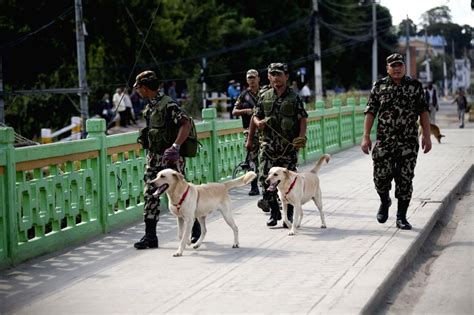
[0,97,368,268]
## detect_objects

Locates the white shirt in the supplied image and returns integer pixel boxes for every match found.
[300,85,311,97]
[112,92,126,112]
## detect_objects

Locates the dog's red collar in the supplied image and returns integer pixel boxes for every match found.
[285,177,298,200]
[173,185,190,214]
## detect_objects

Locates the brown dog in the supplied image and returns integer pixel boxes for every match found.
[419,123,445,144]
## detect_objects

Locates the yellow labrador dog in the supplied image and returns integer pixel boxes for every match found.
[150,169,256,256]
[266,154,330,235]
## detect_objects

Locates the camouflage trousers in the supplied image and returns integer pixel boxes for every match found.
[259,148,298,204]
[244,130,259,175]
[372,142,419,201]
[143,152,186,220]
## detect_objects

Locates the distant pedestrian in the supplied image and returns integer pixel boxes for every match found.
[130,87,143,120]
[99,93,113,124]
[300,83,311,104]
[227,80,240,119]
[167,81,178,100]
[112,87,125,126]
[361,53,432,230]
[452,89,469,128]
[291,81,299,95]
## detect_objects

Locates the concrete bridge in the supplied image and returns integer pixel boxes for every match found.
[0,100,472,314]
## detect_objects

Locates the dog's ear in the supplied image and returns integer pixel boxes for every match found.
[172,171,184,181]
[283,169,290,178]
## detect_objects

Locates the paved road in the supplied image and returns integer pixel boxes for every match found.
[380,180,473,314]
[0,99,472,314]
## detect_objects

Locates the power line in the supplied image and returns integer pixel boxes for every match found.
[322,0,372,9]
[0,6,74,50]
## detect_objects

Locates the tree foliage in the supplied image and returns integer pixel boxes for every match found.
[0,0,400,138]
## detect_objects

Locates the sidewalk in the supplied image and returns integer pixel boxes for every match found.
[0,128,472,314]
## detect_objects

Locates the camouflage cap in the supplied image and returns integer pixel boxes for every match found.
[133,70,158,88]
[246,69,259,78]
[267,62,288,74]
[386,53,405,65]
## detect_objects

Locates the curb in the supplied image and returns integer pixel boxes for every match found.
[361,164,474,314]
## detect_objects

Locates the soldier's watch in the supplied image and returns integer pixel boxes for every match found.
[172,143,181,150]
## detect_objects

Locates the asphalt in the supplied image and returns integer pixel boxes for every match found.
[0,101,472,314]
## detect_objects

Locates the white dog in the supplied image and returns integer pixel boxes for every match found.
[266,154,330,235]
[150,169,256,256]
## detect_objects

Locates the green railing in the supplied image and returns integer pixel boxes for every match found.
[0,97,368,268]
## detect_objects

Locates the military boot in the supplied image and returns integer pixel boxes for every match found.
[257,197,271,212]
[266,199,282,227]
[191,219,201,244]
[248,178,260,196]
[396,200,412,230]
[282,205,294,228]
[134,219,159,249]
[377,191,391,223]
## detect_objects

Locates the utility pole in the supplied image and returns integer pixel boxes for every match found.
[442,35,448,97]
[451,39,456,95]
[371,0,378,83]
[0,54,4,124]
[405,16,411,77]
[312,0,323,100]
[201,57,207,109]
[75,0,88,135]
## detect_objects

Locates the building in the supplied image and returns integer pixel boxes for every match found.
[397,35,448,82]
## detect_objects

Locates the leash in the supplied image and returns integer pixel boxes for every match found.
[259,117,306,161]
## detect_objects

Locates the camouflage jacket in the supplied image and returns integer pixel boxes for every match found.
[255,86,308,155]
[365,76,429,146]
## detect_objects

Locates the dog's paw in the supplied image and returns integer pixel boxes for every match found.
[288,231,296,236]
[193,244,200,249]
[173,252,183,257]
[232,244,239,248]
[321,224,327,229]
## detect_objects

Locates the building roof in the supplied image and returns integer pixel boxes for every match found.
[398,35,447,47]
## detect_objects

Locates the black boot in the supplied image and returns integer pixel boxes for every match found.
[134,219,158,249]
[377,191,391,224]
[248,178,260,196]
[266,199,282,227]
[396,200,412,230]
[283,205,294,228]
[191,219,201,244]
[257,199,270,212]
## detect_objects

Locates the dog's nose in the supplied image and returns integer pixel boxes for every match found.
[265,179,269,184]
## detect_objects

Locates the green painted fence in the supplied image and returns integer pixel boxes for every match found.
[0,97,368,268]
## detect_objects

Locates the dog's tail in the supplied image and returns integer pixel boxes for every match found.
[310,154,330,174]
[224,171,257,190]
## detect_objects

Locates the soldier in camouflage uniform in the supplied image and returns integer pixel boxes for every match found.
[361,53,432,230]
[233,69,261,196]
[251,63,308,227]
[133,70,200,249]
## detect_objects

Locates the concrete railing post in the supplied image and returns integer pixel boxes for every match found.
[71,116,82,140]
[41,128,52,144]
[86,119,108,232]
[202,108,218,182]
[316,100,326,153]
[0,127,16,265]
[346,97,356,144]
[332,99,342,149]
